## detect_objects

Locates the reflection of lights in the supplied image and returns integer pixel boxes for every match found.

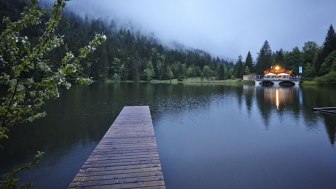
[261,87,297,111]
[276,89,279,110]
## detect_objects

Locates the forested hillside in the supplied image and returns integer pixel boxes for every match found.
[1,0,336,82]
[54,14,237,81]
[0,0,236,82]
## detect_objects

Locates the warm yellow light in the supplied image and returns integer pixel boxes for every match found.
[275,65,280,70]
[276,89,279,110]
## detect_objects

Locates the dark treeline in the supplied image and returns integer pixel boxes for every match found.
[0,0,236,82]
[55,14,237,81]
[1,0,336,82]
[246,26,336,78]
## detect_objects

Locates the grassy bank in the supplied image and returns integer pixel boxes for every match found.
[105,75,336,86]
[177,78,255,85]
[105,78,255,85]
[301,80,318,86]
[301,71,336,86]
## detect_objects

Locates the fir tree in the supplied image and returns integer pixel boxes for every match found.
[244,51,253,74]
[234,55,244,78]
[218,64,225,80]
[274,49,285,67]
[316,25,336,75]
[302,41,319,75]
[255,40,273,74]
[285,47,302,75]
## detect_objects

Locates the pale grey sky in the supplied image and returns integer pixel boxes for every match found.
[54,0,336,60]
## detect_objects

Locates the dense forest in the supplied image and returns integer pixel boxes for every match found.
[1,0,336,82]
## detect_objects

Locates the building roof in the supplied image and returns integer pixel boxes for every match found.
[277,73,290,76]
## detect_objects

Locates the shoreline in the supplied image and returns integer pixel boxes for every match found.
[104,76,336,86]
[105,78,255,85]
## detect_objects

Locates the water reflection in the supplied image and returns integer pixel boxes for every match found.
[155,84,336,189]
[0,83,335,189]
[244,85,336,144]
[257,87,297,111]
[276,89,279,110]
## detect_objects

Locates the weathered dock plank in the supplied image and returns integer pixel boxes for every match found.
[68,106,165,189]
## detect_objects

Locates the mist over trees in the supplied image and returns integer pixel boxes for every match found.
[1,0,336,81]
[1,0,236,82]
[51,14,225,81]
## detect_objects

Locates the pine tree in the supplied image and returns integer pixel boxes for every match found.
[316,25,336,75]
[319,51,336,75]
[218,64,225,80]
[274,49,285,67]
[285,47,302,75]
[234,55,244,78]
[255,40,273,74]
[302,41,319,75]
[244,51,253,74]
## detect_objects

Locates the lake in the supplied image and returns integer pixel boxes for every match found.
[1,83,336,189]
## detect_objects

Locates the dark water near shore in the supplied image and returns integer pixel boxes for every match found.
[1,83,336,189]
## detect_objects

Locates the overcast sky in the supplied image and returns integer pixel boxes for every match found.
[57,0,335,60]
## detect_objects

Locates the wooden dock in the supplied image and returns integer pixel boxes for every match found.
[68,106,166,189]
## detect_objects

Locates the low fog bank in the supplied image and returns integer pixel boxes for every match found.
[41,0,336,60]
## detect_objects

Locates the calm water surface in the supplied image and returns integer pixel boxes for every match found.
[0,83,336,189]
